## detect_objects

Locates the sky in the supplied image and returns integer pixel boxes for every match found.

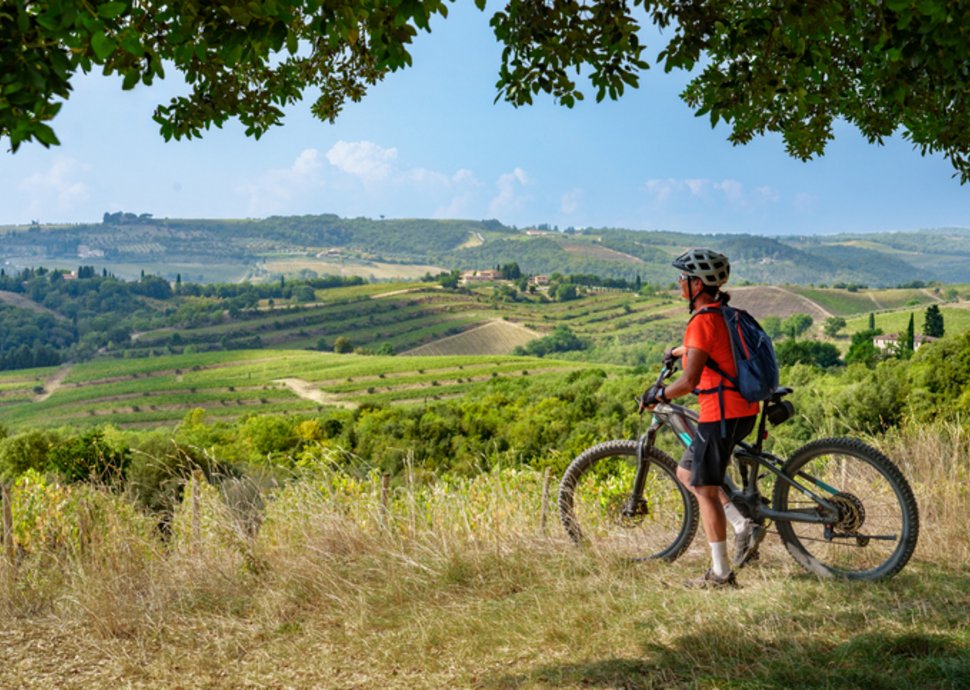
[1,3,968,235]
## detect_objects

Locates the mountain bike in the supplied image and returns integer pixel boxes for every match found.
[558,362,920,580]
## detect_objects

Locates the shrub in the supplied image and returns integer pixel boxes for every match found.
[776,340,841,368]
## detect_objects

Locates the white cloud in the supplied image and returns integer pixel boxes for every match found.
[754,186,780,203]
[645,178,677,203]
[18,157,90,219]
[451,168,477,186]
[685,179,709,196]
[561,188,583,215]
[714,178,744,203]
[325,140,397,182]
[488,167,531,218]
[291,148,322,177]
[240,148,324,215]
[242,142,488,219]
[646,176,777,208]
[405,167,450,186]
[433,169,483,218]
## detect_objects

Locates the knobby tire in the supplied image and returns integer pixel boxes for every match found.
[559,440,699,562]
[772,437,919,580]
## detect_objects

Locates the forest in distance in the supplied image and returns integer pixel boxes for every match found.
[3,213,970,286]
[0,261,966,374]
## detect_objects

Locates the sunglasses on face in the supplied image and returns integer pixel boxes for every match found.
[678,273,691,283]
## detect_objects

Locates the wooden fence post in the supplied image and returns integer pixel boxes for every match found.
[191,470,203,545]
[540,467,552,534]
[380,473,391,529]
[2,484,13,565]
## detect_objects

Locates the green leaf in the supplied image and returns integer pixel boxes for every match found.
[33,122,60,147]
[121,71,139,90]
[91,31,116,60]
[119,30,145,56]
[98,2,128,19]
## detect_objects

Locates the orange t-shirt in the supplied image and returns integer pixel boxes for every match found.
[683,305,760,423]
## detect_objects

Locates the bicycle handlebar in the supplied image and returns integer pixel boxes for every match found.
[636,353,681,412]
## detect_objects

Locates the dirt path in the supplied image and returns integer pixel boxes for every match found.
[274,378,358,409]
[373,286,439,299]
[35,365,72,402]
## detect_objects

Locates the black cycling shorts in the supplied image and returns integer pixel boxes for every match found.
[679,415,757,487]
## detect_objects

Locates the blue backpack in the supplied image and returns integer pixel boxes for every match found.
[691,304,779,433]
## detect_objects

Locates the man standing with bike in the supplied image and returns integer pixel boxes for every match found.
[640,248,765,588]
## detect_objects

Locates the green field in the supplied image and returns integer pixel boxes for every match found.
[5,279,970,431]
[123,282,690,365]
[845,305,970,337]
[0,350,606,429]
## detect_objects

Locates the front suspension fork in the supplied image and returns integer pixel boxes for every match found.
[622,425,659,517]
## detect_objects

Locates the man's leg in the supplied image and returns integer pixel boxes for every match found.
[695,485,731,578]
[677,465,732,580]
[677,465,736,542]
[695,485,727,543]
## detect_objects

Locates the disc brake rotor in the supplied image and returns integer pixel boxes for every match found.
[615,498,649,528]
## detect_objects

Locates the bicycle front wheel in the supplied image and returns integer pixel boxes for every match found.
[558,440,698,561]
[773,437,919,580]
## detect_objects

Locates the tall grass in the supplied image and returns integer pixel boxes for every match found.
[0,425,966,687]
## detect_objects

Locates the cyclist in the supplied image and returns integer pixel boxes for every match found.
[640,248,766,588]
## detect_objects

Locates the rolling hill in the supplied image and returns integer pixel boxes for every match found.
[1,273,966,431]
[4,214,970,286]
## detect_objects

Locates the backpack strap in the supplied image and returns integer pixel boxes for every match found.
[688,305,738,437]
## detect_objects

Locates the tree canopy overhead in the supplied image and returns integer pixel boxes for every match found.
[4,0,970,180]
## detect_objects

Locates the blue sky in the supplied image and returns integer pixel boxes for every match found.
[1,3,968,235]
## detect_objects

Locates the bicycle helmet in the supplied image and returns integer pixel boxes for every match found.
[672,248,730,287]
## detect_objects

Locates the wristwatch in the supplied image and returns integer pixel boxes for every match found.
[658,385,669,403]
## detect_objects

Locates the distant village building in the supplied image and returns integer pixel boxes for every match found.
[459,269,501,285]
[524,228,549,236]
[77,245,104,259]
[528,275,550,288]
[873,333,937,351]
[316,248,342,257]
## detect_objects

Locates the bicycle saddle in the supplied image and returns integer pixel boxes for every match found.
[770,386,793,401]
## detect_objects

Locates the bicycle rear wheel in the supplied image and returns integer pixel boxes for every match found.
[772,437,919,580]
[559,440,698,561]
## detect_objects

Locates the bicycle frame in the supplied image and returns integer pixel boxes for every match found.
[628,369,841,527]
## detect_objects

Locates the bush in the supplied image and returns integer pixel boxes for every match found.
[776,340,841,368]
[514,326,588,357]
[0,429,55,480]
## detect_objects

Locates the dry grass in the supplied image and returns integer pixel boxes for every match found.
[0,430,966,689]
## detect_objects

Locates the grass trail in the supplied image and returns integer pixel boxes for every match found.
[0,425,966,688]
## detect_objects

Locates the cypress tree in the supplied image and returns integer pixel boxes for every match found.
[924,304,945,337]
[868,312,875,330]
[905,313,915,353]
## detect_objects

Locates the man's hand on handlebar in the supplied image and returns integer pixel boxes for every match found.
[663,345,685,371]
[638,383,665,412]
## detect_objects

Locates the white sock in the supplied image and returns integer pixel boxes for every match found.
[723,502,749,534]
[710,541,731,578]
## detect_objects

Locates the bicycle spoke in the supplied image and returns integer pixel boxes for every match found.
[773,438,918,579]
[560,441,698,562]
